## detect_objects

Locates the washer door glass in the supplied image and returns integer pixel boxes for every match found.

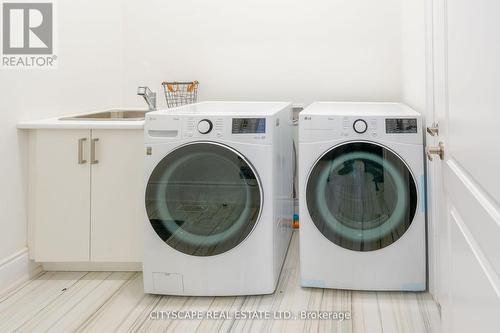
[145,142,262,256]
[306,142,417,251]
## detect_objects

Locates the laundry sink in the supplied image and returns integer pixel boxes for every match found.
[60,109,148,121]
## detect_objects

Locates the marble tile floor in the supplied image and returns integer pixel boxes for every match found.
[0,232,440,333]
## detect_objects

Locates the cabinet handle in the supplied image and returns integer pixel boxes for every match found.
[78,138,87,164]
[90,138,99,164]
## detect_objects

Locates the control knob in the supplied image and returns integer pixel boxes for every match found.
[197,119,213,134]
[353,119,368,134]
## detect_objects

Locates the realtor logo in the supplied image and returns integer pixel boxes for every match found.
[2,1,56,68]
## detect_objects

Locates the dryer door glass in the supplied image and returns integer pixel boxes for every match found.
[145,142,262,256]
[306,142,418,251]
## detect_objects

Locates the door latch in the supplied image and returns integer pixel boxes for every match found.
[427,142,445,161]
[426,123,439,136]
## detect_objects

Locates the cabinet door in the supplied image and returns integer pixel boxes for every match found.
[90,129,144,262]
[29,129,91,261]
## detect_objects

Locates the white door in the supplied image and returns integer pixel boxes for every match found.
[29,129,91,261]
[430,0,500,331]
[90,129,144,262]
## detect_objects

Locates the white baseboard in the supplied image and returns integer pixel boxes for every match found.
[0,248,41,296]
[42,262,142,271]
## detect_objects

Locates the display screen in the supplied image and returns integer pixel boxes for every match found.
[386,118,418,134]
[232,118,266,134]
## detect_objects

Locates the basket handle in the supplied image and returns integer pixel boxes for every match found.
[166,84,176,92]
[161,81,199,93]
[187,81,199,92]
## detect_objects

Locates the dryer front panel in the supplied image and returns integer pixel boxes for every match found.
[306,142,418,252]
[145,142,262,256]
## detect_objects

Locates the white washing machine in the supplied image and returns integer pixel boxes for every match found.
[299,102,426,291]
[143,101,294,296]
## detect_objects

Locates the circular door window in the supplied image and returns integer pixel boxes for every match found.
[145,142,262,256]
[306,142,417,251]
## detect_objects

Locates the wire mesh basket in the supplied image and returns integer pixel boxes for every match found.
[161,81,199,108]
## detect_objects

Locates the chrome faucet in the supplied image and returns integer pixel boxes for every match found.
[137,86,157,111]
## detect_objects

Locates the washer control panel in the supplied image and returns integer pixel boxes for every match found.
[184,117,224,138]
[181,116,269,143]
[146,114,273,145]
[231,118,266,134]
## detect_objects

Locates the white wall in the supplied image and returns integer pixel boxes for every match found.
[0,0,123,292]
[121,0,403,107]
[400,0,433,299]
[400,0,427,113]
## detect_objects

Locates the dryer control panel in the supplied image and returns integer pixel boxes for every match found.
[298,102,423,145]
[385,118,418,134]
[300,114,422,145]
[340,116,380,138]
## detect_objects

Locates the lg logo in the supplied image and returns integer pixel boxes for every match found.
[2,2,53,54]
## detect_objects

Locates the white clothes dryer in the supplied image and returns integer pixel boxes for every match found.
[299,102,426,291]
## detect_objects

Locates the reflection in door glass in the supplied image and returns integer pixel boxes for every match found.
[145,143,262,256]
[306,142,417,251]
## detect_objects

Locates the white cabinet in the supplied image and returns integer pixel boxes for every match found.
[28,129,144,263]
[29,130,91,262]
[90,130,144,262]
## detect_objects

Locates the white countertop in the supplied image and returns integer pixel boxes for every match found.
[17,108,146,130]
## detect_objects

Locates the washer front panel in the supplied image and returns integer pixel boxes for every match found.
[145,142,263,256]
[306,142,418,252]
